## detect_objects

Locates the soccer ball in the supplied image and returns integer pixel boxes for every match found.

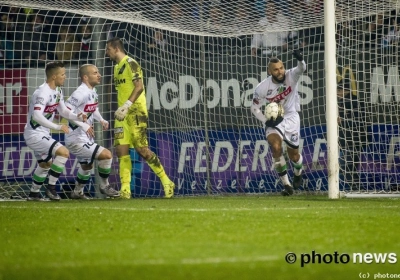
[264,102,284,121]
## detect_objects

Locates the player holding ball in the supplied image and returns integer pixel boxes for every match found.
[251,50,306,196]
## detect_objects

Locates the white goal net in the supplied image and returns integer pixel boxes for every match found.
[0,0,399,199]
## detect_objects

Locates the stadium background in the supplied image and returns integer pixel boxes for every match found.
[1,51,400,196]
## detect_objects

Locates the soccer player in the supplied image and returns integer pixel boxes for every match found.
[64,64,120,199]
[24,61,87,201]
[251,50,306,196]
[105,37,175,199]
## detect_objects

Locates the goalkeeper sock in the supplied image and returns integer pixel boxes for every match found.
[98,159,112,188]
[146,154,170,184]
[119,155,131,187]
[292,154,303,176]
[75,167,91,193]
[48,156,68,186]
[31,166,50,192]
[273,156,290,186]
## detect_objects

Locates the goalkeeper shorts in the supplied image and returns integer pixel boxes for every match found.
[114,114,148,148]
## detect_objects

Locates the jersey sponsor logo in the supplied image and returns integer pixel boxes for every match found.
[84,103,98,112]
[267,86,292,102]
[44,103,58,113]
[266,90,273,96]
[115,78,126,86]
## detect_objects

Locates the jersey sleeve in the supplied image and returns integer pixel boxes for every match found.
[253,83,268,107]
[289,60,306,83]
[127,58,143,81]
[31,90,61,130]
[251,84,268,123]
[58,94,83,122]
[32,89,50,113]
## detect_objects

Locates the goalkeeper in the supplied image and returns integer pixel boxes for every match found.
[106,37,175,199]
[251,50,306,196]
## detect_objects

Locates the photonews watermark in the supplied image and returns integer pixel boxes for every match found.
[285,251,397,267]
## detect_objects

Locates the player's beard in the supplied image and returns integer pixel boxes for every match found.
[272,73,286,84]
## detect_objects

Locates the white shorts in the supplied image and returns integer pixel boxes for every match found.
[24,132,64,163]
[265,113,301,149]
[66,141,105,165]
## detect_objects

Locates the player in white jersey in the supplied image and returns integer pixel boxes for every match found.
[64,64,120,199]
[251,50,306,196]
[24,61,87,201]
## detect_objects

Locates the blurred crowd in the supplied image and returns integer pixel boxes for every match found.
[0,0,398,69]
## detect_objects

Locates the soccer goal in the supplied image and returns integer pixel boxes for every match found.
[0,0,399,199]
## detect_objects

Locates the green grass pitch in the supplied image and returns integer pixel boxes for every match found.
[0,196,399,280]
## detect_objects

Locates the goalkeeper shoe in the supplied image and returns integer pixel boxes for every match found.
[162,180,175,198]
[45,186,61,201]
[71,191,91,200]
[100,186,121,198]
[293,175,303,190]
[120,190,131,199]
[27,191,45,201]
[119,184,131,199]
[281,185,294,196]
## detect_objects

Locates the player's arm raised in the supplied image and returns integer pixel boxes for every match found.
[291,49,307,77]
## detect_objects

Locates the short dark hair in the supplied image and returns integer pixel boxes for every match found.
[106,37,125,53]
[269,57,281,64]
[45,61,64,78]
[79,64,94,79]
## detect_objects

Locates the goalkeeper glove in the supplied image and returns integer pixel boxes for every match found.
[292,49,303,61]
[115,100,132,121]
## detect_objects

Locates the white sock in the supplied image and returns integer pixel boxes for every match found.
[31,166,50,192]
[274,156,291,186]
[98,159,112,188]
[292,154,303,176]
[48,156,68,186]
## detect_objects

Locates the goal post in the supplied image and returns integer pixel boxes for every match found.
[324,0,340,199]
[1,0,400,199]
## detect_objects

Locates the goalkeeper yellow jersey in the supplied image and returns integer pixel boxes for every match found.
[113,55,147,115]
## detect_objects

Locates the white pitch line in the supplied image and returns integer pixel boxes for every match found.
[7,255,280,269]
[180,255,279,264]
